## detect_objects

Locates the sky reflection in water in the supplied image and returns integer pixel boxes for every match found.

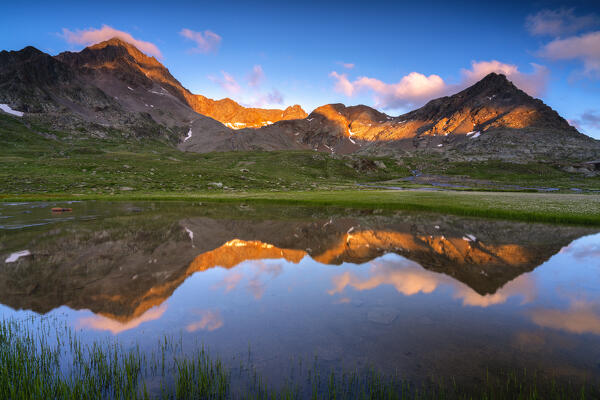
[0,201,599,383]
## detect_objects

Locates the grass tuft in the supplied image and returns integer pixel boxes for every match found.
[0,315,598,399]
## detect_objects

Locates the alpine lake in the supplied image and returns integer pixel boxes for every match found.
[1,200,600,398]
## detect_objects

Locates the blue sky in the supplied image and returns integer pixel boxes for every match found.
[1,0,599,137]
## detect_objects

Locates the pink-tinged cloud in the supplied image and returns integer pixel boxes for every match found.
[213,272,244,292]
[78,304,167,334]
[356,72,447,108]
[567,119,582,130]
[247,65,265,88]
[180,28,222,53]
[531,301,600,335]
[329,70,447,108]
[211,260,284,299]
[334,297,351,304]
[328,258,536,308]
[330,60,549,109]
[526,8,598,36]
[209,71,241,94]
[580,110,600,129]
[186,310,224,332]
[248,89,284,107]
[212,66,284,107]
[453,274,535,308]
[328,260,439,296]
[265,89,284,105]
[61,25,162,58]
[460,60,549,97]
[559,234,600,258]
[329,71,356,96]
[338,62,355,69]
[245,261,283,299]
[538,31,600,78]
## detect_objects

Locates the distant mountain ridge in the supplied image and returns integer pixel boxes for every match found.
[0,38,306,141]
[0,38,598,161]
[187,96,306,129]
[57,39,308,128]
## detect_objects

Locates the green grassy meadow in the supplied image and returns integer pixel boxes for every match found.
[2,112,600,226]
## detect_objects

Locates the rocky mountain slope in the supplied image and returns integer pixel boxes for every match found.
[187,96,306,129]
[243,73,598,161]
[1,39,598,161]
[0,38,305,144]
[57,39,307,128]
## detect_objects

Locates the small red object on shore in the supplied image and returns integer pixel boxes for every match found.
[51,207,73,213]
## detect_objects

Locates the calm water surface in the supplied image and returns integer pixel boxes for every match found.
[1,201,599,388]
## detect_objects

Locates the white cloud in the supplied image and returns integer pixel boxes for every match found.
[180,28,222,53]
[538,31,600,78]
[60,25,162,58]
[329,60,549,109]
[247,65,265,88]
[209,71,241,94]
[526,8,598,36]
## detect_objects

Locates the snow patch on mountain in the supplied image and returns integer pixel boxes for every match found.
[5,250,30,263]
[184,128,193,142]
[0,104,24,117]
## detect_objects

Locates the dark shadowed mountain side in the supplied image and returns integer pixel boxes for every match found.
[0,39,598,160]
[0,207,594,323]
[0,38,305,145]
[56,39,307,128]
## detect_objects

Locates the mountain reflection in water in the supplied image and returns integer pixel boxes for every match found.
[1,201,599,384]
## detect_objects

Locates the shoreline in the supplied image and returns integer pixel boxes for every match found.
[1,189,599,226]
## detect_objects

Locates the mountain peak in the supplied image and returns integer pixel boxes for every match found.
[95,37,130,47]
[479,72,510,84]
[55,36,164,77]
[399,70,577,139]
[466,72,519,95]
[88,37,135,52]
[19,46,45,56]
[0,45,45,62]
[85,37,158,63]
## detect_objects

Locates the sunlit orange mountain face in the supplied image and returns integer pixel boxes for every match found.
[1,38,598,159]
[0,202,594,325]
